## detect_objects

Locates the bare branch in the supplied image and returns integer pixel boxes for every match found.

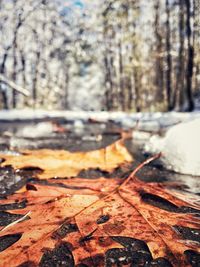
[0,74,30,96]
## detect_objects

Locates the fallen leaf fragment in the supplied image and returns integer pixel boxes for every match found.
[118,179,200,266]
[75,192,175,265]
[0,194,99,266]
[0,177,121,207]
[0,139,133,179]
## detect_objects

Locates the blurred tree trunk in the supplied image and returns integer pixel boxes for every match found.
[185,0,194,110]
[192,0,196,89]
[19,50,28,106]
[126,76,133,111]
[165,0,173,110]
[0,0,10,109]
[12,33,18,108]
[104,55,114,110]
[133,68,141,112]
[174,0,185,110]
[11,4,25,108]
[192,0,200,94]
[118,40,125,111]
[32,51,41,107]
[63,67,69,109]
[102,7,114,111]
[20,50,26,88]
[0,47,10,109]
[154,0,164,103]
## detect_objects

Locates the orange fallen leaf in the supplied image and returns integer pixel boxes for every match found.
[0,150,199,266]
[0,139,133,179]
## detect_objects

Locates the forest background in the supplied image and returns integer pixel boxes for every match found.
[0,0,199,112]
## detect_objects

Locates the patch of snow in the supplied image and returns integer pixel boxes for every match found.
[1,110,200,129]
[145,118,200,176]
[73,119,85,135]
[137,121,160,132]
[16,122,55,138]
[82,134,102,142]
[119,117,137,129]
[133,131,152,141]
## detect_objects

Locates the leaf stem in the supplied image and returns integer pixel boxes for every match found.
[119,153,162,188]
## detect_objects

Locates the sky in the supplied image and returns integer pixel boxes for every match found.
[63,0,84,8]
[73,0,84,8]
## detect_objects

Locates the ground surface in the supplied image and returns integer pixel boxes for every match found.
[0,118,199,197]
[0,117,200,266]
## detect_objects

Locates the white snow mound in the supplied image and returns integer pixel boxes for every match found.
[145,118,200,176]
[17,122,54,138]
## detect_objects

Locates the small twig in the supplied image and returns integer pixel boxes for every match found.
[1,211,31,232]
[0,74,29,96]
[119,153,162,188]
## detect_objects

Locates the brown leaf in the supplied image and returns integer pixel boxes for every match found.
[0,139,133,179]
[0,194,99,266]
[119,177,200,265]
[0,148,199,266]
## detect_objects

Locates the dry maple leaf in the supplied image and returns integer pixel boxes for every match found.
[0,175,122,266]
[0,139,133,179]
[0,151,199,266]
